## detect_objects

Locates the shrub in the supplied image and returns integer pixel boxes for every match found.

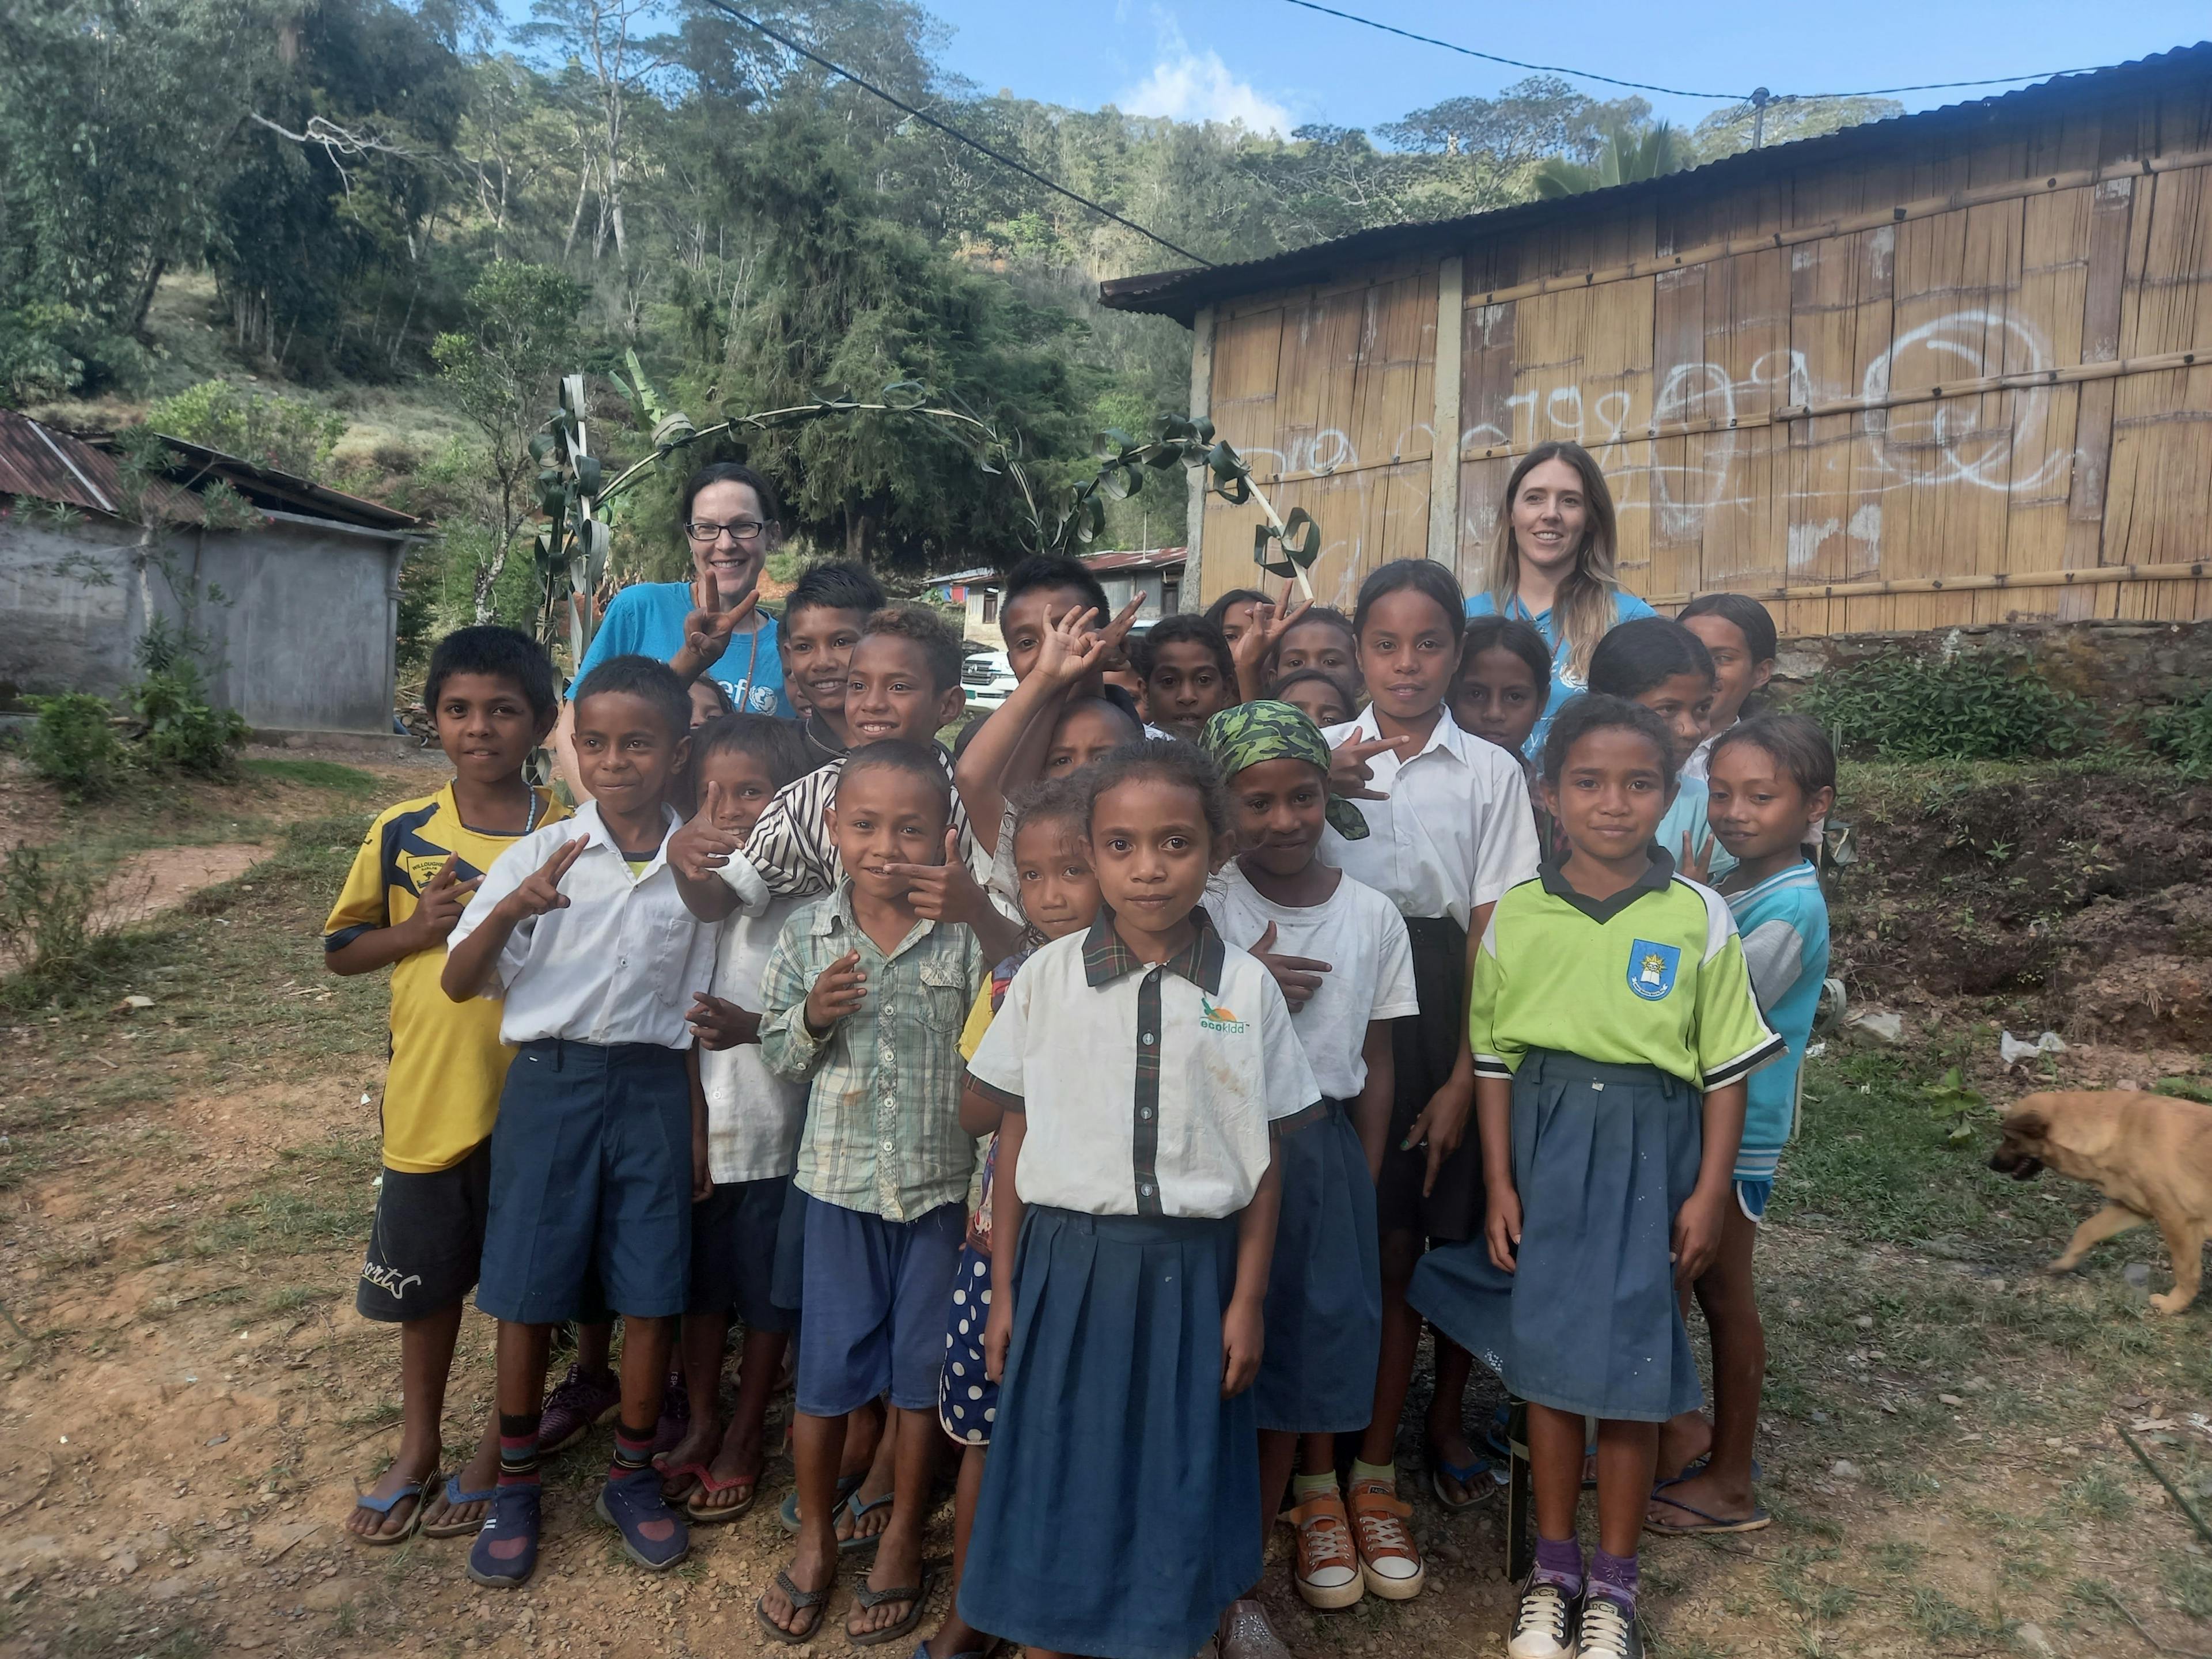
[23,693,124,797]
[0,844,115,1005]
[146,379,346,480]
[1796,650,2093,762]
[2145,693,2212,778]
[127,663,250,777]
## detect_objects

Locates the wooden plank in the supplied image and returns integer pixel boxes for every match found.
[1429,257,1464,562]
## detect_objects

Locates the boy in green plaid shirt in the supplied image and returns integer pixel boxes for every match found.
[755,741,987,1643]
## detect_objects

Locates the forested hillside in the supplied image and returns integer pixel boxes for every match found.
[0,0,1894,638]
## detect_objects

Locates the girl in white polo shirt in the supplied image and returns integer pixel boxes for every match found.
[958,741,1319,1659]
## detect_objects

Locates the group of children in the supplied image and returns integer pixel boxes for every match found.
[327,445,1834,1659]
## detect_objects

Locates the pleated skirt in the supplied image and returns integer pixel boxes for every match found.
[958,1206,1257,1659]
[1383,914,1484,1242]
[1406,1049,1705,1423]
[1253,1102,1381,1434]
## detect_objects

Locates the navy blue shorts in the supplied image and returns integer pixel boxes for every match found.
[477,1040,692,1325]
[689,1176,797,1332]
[794,1193,964,1418]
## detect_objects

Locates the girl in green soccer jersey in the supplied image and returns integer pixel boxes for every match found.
[1407,694,1783,1659]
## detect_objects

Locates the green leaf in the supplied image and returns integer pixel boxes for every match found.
[528,433,556,463]
[573,455,605,497]
[881,380,930,411]
[653,412,697,451]
[1279,506,1319,566]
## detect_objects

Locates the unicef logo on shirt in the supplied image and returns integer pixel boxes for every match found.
[746,684,780,713]
[1627,940,1681,1001]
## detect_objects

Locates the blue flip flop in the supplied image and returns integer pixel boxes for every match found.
[779,1470,865,1533]
[349,1471,433,1546]
[422,1472,498,1540]
[1427,1448,1500,1512]
[838,1488,894,1553]
[466,1483,541,1588]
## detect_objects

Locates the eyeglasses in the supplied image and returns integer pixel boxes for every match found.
[685,518,769,545]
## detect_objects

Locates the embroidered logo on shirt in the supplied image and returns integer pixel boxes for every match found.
[1627,940,1681,1002]
[1196,993,1248,1034]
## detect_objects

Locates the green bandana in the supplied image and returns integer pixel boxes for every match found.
[1202,700,1370,841]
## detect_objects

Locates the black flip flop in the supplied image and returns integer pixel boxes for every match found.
[847,1564,942,1648]
[755,1569,834,1645]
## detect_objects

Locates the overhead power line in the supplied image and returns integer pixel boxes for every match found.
[1274,0,2126,107]
[694,0,1216,267]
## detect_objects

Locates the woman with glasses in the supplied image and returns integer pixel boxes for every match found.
[573,463,796,718]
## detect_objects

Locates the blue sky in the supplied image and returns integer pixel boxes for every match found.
[912,1,2209,137]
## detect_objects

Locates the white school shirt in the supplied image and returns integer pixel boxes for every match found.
[700,895,810,1183]
[1319,706,1541,930]
[450,800,721,1048]
[964,908,1320,1219]
[1203,863,1421,1103]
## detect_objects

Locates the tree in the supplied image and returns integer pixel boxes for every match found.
[518,0,679,270]
[433,261,588,619]
[1381,77,1652,172]
[1532,122,1688,198]
[1689,95,1903,162]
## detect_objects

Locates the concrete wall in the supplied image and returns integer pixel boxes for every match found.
[0,513,405,732]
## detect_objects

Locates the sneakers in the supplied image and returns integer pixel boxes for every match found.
[650,1371,690,1458]
[538,1363,620,1455]
[465,1483,541,1589]
[1506,1578,1577,1659]
[596,1466,691,1571]
[1346,1477,1424,1600]
[1286,1490,1363,1609]
[1216,1598,1296,1659]
[1575,1592,1641,1659]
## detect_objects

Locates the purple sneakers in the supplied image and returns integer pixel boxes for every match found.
[537,1363,620,1456]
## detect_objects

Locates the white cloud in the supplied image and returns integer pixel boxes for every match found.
[1120,36,1291,135]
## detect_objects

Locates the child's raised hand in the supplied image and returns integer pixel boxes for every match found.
[1329,733,1410,801]
[1233,581,1309,680]
[1033,603,1104,687]
[885,828,988,928]
[669,782,744,880]
[1677,829,1715,883]
[1099,594,1147,655]
[983,1293,1014,1383]
[1485,1183,1523,1275]
[686,992,756,1050]
[502,838,586,919]
[1251,921,1330,1011]
[1219,1296,1265,1397]
[804,950,866,1035]
[1671,1184,1729,1285]
[678,579,760,674]
[410,855,482,945]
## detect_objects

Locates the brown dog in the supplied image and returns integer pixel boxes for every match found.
[1989,1089,2212,1315]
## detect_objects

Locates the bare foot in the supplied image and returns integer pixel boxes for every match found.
[417,1441,499,1535]
[1653,1410,1713,1484]
[1646,1464,1761,1531]
[849,1531,927,1638]
[654,1413,724,1501]
[345,1453,435,1540]
[1426,1423,1486,1506]
[926,1611,993,1659]
[835,1472,893,1543]
[760,1539,836,1638]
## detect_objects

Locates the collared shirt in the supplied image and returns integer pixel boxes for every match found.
[1319,705,1541,930]
[699,895,810,1184]
[1469,850,1785,1092]
[722,745,982,904]
[1203,863,1420,1101]
[756,883,986,1220]
[449,801,718,1048]
[324,781,570,1172]
[1465,587,1660,756]
[965,907,1320,1220]
[1723,860,1830,1173]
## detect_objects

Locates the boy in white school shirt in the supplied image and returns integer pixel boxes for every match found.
[444,656,749,1591]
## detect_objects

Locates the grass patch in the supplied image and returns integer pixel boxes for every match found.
[1904,1586,2007,1643]
[2062,1464,2135,1522]
[244,757,381,794]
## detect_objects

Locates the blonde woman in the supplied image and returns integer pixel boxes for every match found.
[1466,441,1654,756]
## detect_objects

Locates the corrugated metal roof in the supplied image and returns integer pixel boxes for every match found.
[0,407,419,532]
[1084,546,1185,574]
[1100,42,2212,322]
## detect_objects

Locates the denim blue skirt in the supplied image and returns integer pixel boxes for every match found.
[1253,1101,1380,1434]
[1407,1048,1705,1423]
[959,1206,1258,1659]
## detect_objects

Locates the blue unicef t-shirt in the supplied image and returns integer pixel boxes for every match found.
[1723,860,1830,1178]
[572,581,791,716]
[1465,587,1659,757]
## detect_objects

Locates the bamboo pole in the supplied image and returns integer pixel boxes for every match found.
[1645,560,2210,609]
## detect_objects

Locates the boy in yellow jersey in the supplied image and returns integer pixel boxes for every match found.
[324,626,564,1544]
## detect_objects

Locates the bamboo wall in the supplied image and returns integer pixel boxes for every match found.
[1195,69,2212,633]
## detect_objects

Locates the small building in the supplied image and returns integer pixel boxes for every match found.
[1102,46,2212,635]
[0,410,421,736]
[928,548,1188,647]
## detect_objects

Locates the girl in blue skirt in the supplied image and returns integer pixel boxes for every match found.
[1200,702,1419,1626]
[960,740,1320,1659]
[1407,695,1783,1659]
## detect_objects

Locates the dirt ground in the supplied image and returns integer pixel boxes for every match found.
[2,750,2210,1659]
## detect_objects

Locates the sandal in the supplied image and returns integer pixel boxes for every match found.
[1426,1446,1498,1513]
[838,1488,894,1553]
[847,1564,941,1647]
[755,1568,834,1645]
[1646,1486,1771,1536]
[782,1471,865,1534]
[685,1464,762,1524]
[654,1456,710,1503]
[421,1472,497,1540]
[348,1471,433,1546]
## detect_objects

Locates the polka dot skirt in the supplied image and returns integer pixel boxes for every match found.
[937,1244,1000,1445]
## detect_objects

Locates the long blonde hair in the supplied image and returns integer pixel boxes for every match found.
[1483,441,1624,684]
